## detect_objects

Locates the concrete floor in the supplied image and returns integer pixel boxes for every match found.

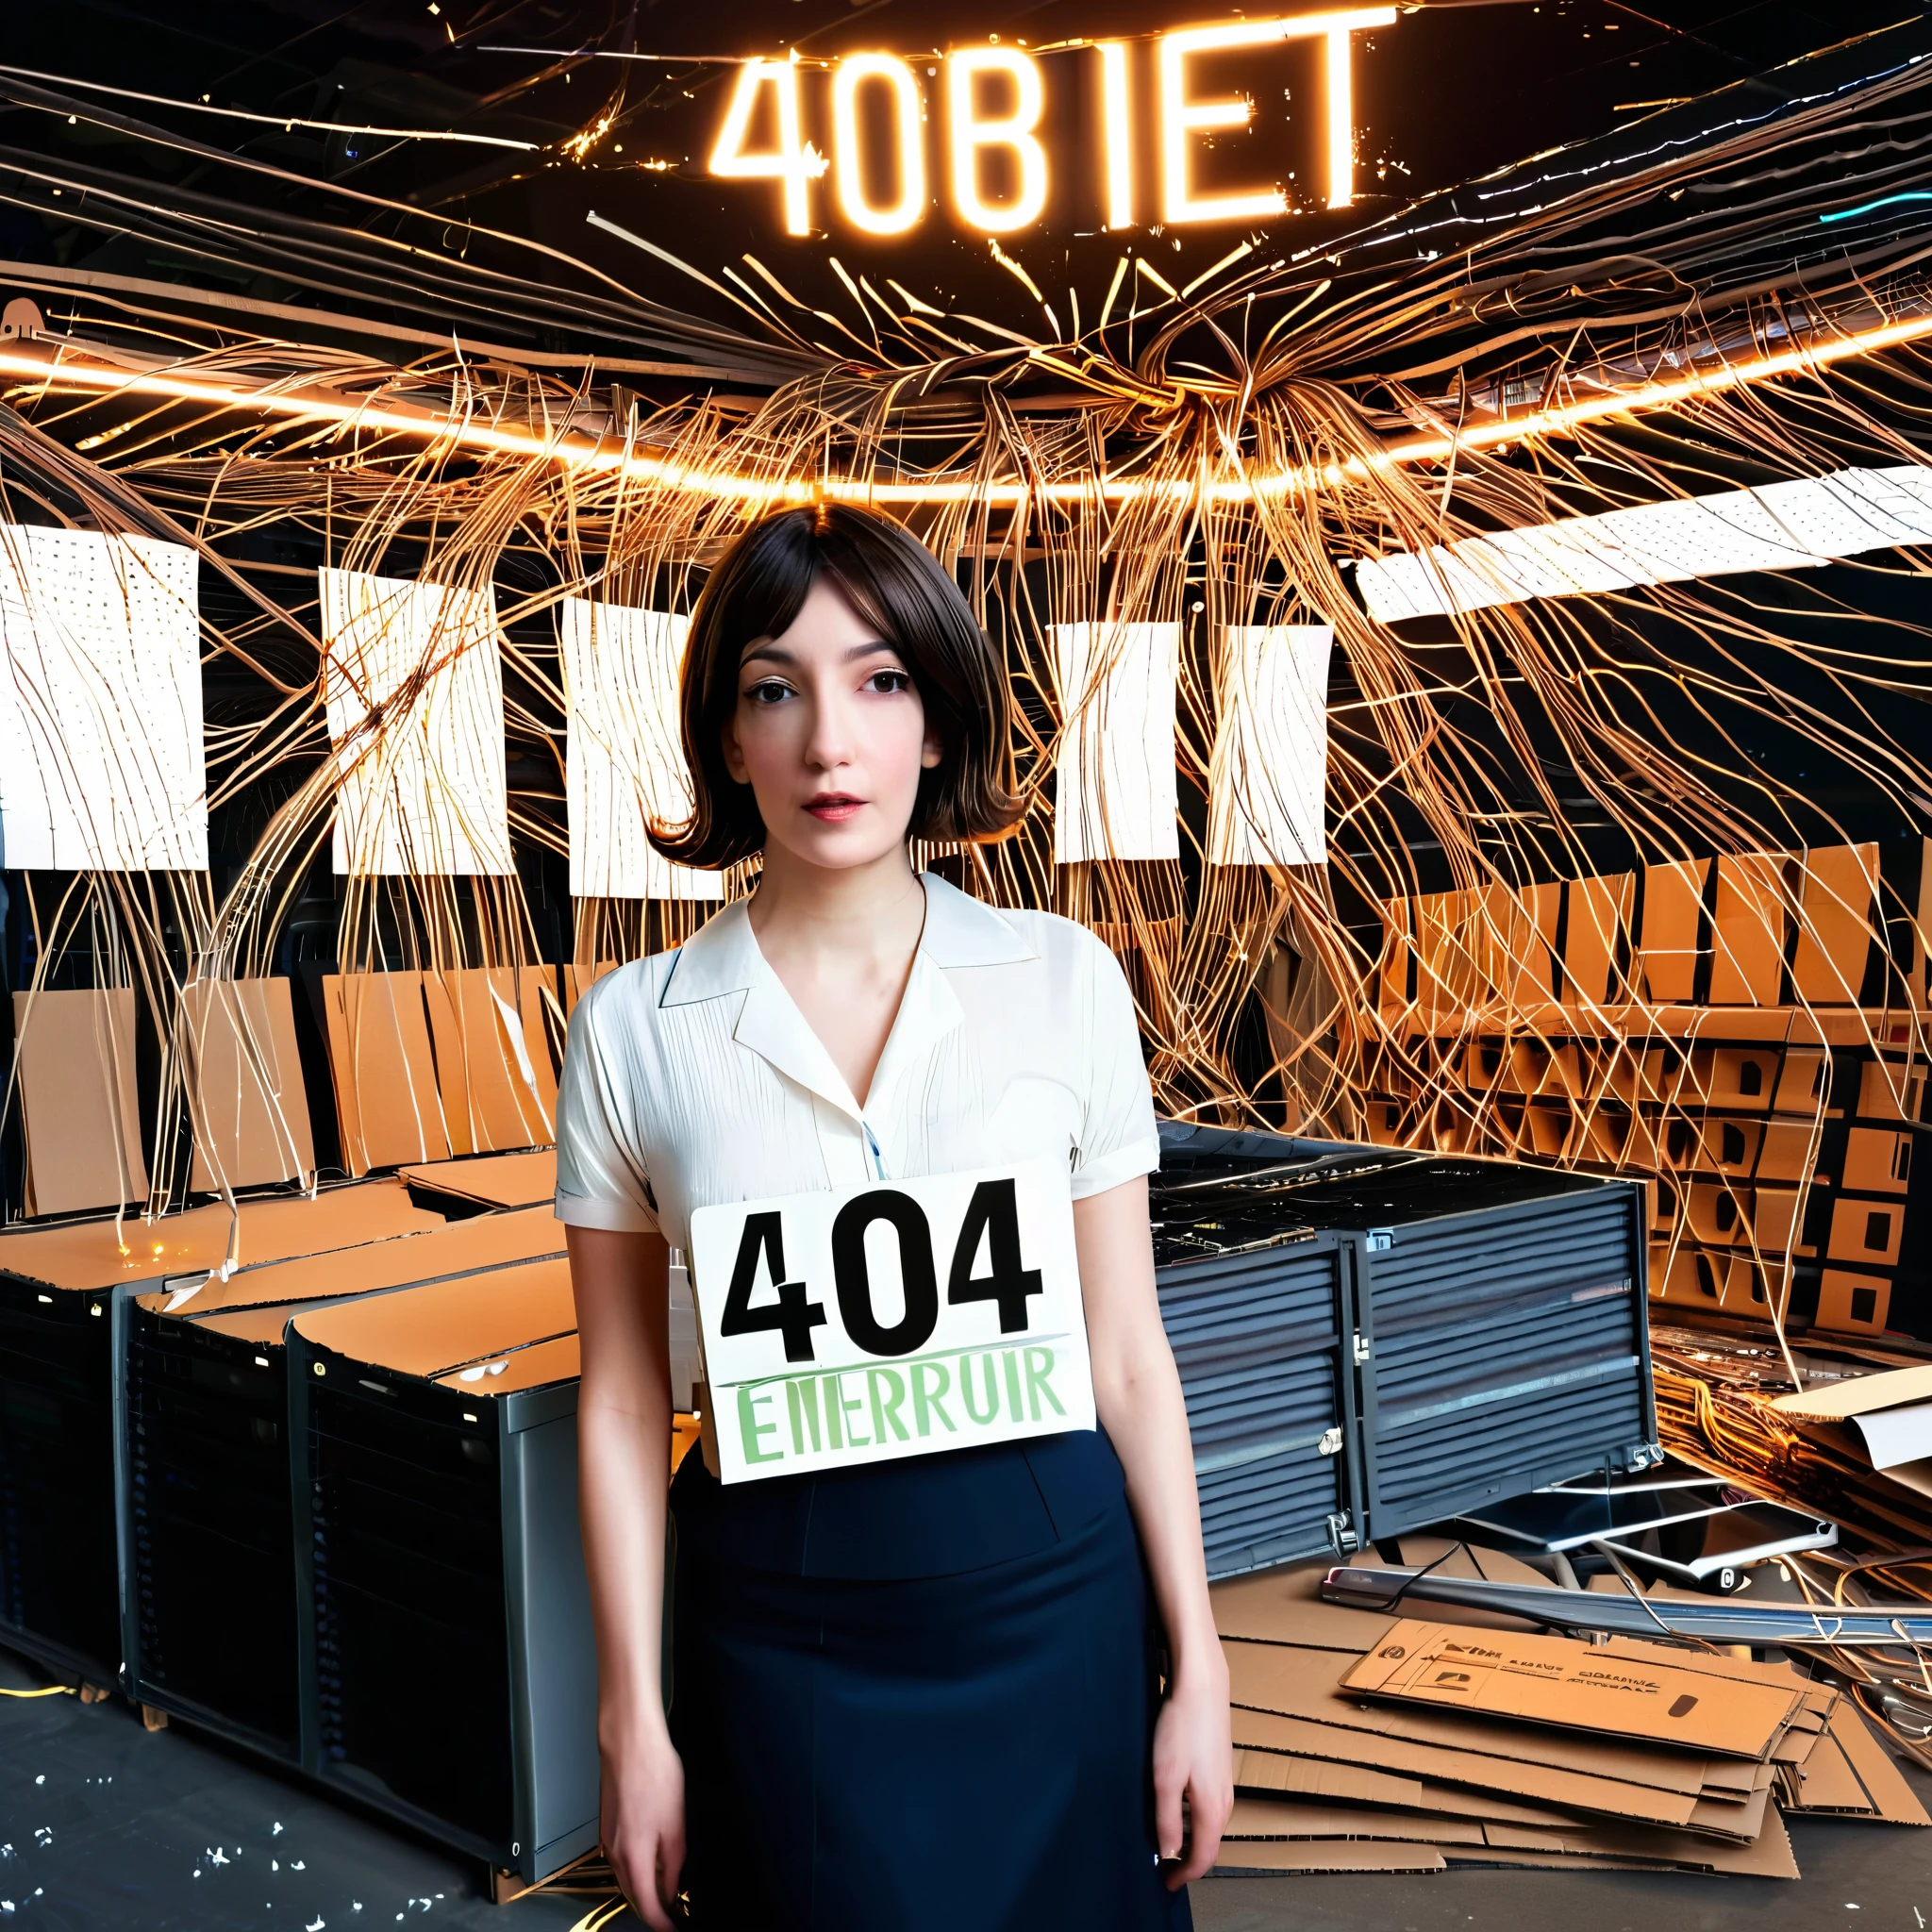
[1,1642,1924,1930]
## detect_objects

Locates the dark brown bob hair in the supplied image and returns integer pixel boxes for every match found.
[649,503,1022,870]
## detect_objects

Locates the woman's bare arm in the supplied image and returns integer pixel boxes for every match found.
[568,1224,684,1929]
[1074,1174,1232,1889]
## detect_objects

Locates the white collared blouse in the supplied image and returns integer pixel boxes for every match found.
[553,874,1160,1247]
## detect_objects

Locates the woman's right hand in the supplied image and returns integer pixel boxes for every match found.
[601,1724,687,1929]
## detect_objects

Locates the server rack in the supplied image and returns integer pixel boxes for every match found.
[0,1181,441,1688]
[1349,1164,1655,1537]
[1151,1124,1653,1573]
[113,1208,565,1760]
[287,1261,595,1889]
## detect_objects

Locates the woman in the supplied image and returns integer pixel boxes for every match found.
[556,503,1231,1930]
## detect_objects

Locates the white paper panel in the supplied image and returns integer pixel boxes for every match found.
[559,599,722,901]
[1853,1403,1932,1472]
[1208,625,1332,868]
[322,569,513,877]
[1051,623,1180,864]
[1356,464,1932,623]
[0,525,206,871]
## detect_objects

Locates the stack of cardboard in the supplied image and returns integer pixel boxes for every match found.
[1212,1542,1927,1877]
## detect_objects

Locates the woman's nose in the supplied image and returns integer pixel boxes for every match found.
[804,686,855,770]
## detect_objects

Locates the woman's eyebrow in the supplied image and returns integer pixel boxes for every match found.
[739,638,897,670]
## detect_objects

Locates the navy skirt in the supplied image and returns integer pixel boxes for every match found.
[669,1428,1192,1932]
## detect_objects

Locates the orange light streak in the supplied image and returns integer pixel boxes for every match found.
[3,306,1928,507]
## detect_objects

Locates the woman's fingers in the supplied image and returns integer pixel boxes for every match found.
[1173,1758,1233,1886]
[1153,1752,1188,1872]
[1172,1774,1225,1885]
[614,1836,675,1932]
[658,1821,687,1922]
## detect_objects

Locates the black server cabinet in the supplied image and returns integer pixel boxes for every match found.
[111,1209,564,1758]
[1150,1124,1655,1565]
[120,1298,307,1755]
[288,1309,596,1888]
[1350,1167,1655,1538]
[0,1182,439,1688]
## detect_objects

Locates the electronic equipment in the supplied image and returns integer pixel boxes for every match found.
[0,1181,440,1687]
[287,1261,595,1890]
[115,1208,563,1757]
[1154,1123,1655,1577]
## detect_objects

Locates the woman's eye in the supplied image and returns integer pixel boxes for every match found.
[865,670,913,695]
[746,679,791,705]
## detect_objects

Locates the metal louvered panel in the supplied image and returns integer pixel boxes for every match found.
[1359,1186,1653,1538]
[1158,1236,1357,1580]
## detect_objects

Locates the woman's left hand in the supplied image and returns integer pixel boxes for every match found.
[1152,1657,1234,1889]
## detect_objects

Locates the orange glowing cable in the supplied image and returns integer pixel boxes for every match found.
[4,303,1930,505]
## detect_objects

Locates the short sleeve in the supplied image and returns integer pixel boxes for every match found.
[554,977,660,1233]
[1069,933,1161,1199]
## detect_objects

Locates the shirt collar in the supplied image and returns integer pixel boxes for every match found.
[658,873,1036,1124]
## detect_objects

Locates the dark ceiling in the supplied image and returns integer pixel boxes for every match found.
[0,0,1914,345]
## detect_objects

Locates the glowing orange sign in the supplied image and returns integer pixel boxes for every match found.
[707,12,1397,239]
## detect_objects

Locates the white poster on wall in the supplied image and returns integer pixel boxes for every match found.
[1208,625,1332,868]
[321,568,514,877]
[0,524,207,871]
[1050,622,1180,864]
[559,598,723,901]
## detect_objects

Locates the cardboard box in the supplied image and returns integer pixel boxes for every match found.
[181,976,315,1192]
[1221,1790,1800,1877]
[11,987,147,1215]
[399,1148,558,1211]
[1339,1619,1804,1759]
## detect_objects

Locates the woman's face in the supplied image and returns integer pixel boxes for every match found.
[722,574,941,874]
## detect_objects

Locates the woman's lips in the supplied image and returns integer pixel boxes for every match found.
[804,793,865,822]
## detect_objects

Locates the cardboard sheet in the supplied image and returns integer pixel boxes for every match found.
[1770,1362,1932,1419]
[137,1204,562,1321]
[1377,1537,1556,1588]
[1828,1702,1932,1824]
[1784,1728,1877,1814]
[1224,1790,1800,1877]
[1224,1796,1486,1846]
[1214,1570,1401,1652]
[1233,1748,1575,1827]
[322,971,450,1173]
[435,1329,579,1395]
[1229,1639,1733,1798]
[1440,1846,1675,1872]
[291,1256,575,1375]
[1212,1840,1447,1874]
[1339,1620,1802,1759]
[398,1148,558,1209]
[1205,1538,1553,1645]
[12,987,147,1215]
[0,1178,440,1293]
[1467,1814,1798,1878]
[1230,1706,1706,1831]
[420,966,557,1155]
[181,977,316,1191]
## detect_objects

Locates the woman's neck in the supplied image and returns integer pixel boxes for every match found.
[746,842,929,1108]
[746,841,925,967]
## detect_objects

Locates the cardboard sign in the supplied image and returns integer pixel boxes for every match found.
[1339,1620,1802,1760]
[688,1159,1092,1484]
